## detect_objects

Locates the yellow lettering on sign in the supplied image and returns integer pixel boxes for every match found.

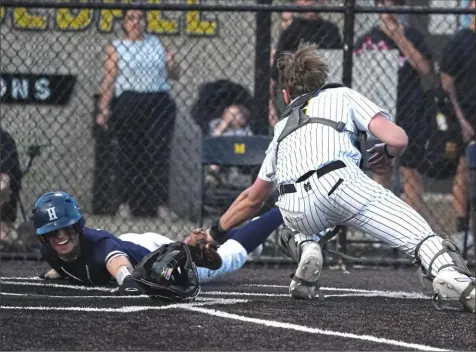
[186,0,217,36]
[13,8,48,30]
[57,2,93,31]
[146,0,178,34]
[234,144,246,154]
[99,0,131,33]
[0,7,5,24]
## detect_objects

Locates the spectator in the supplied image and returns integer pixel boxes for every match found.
[210,104,254,137]
[271,12,295,67]
[440,0,476,246]
[354,0,433,215]
[191,80,253,136]
[280,11,294,32]
[96,9,179,218]
[0,127,22,241]
[269,0,343,127]
[207,105,254,183]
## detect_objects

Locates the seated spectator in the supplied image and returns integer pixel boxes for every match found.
[0,127,22,241]
[269,0,343,127]
[440,0,476,247]
[206,105,254,186]
[96,9,179,219]
[191,80,253,136]
[354,0,433,215]
[210,104,254,137]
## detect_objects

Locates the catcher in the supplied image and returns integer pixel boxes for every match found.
[32,191,283,302]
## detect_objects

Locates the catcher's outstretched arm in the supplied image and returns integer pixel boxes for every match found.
[216,178,273,237]
[196,208,283,283]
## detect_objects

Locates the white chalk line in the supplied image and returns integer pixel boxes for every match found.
[244,283,417,294]
[0,291,147,299]
[1,279,429,298]
[202,290,428,300]
[1,280,114,292]
[0,298,248,313]
[181,305,449,352]
[0,288,429,301]
[0,292,240,302]
[1,278,410,294]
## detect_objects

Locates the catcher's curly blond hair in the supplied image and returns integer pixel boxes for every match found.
[277,42,329,100]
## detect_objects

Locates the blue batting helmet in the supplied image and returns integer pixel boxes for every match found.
[31,191,85,239]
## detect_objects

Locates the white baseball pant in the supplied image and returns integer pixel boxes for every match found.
[277,158,458,277]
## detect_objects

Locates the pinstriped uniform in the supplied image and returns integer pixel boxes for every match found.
[258,86,458,277]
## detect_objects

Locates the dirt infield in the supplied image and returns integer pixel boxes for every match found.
[1,261,475,351]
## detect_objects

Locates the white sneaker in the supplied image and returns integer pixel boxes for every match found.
[289,242,323,300]
[433,270,475,313]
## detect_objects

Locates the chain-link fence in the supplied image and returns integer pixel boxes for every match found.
[0,0,475,267]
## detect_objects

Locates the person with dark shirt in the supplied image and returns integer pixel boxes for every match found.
[440,0,476,246]
[269,0,343,127]
[354,0,433,215]
[0,127,22,241]
[32,191,283,294]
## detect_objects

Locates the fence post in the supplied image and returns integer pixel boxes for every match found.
[338,0,356,258]
[252,0,272,135]
[466,141,476,258]
[342,0,355,88]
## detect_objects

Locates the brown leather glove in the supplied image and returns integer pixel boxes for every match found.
[183,228,219,250]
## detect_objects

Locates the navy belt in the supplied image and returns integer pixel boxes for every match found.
[278,160,346,195]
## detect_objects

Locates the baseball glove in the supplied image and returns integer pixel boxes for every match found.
[183,228,218,248]
[183,228,222,270]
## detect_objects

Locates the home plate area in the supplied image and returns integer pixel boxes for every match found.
[1,262,474,351]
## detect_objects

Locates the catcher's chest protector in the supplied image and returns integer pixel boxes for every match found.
[132,242,200,303]
[277,83,346,144]
[277,83,367,167]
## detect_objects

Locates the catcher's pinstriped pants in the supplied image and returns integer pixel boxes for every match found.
[118,232,248,283]
[277,158,458,277]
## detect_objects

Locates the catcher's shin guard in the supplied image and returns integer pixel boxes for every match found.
[279,226,315,263]
[279,227,324,300]
[415,235,476,312]
[289,241,324,300]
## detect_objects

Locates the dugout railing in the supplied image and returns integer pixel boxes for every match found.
[0,0,475,268]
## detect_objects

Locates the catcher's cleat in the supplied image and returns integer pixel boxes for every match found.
[289,241,324,300]
[432,271,475,313]
[186,242,223,271]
